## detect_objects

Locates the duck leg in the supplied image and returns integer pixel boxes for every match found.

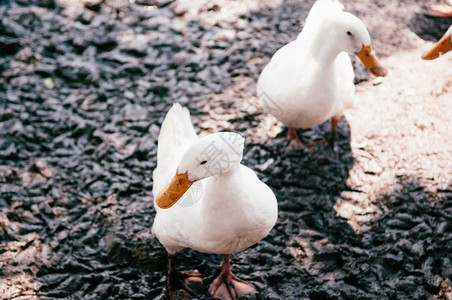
[287,117,340,149]
[328,116,341,148]
[167,254,203,300]
[209,254,257,300]
[287,128,305,149]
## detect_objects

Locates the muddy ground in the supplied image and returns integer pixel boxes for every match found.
[0,0,451,299]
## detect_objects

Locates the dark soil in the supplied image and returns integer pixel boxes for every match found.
[1,0,451,299]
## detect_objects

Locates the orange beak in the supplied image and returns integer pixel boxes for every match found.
[155,170,194,209]
[422,34,452,60]
[356,43,388,77]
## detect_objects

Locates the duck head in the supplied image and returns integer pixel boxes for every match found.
[155,132,245,209]
[328,12,387,77]
[422,25,452,60]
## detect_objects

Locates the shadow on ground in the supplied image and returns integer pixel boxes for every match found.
[408,13,452,41]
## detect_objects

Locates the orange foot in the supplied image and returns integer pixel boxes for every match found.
[167,255,203,300]
[208,254,257,300]
[287,128,305,149]
[286,116,341,150]
[425,4,452,17]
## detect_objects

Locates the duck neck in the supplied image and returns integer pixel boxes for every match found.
[309,27,343,66]
[200,163,243,212]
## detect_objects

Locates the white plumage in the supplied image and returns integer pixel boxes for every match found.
[152,103,278,256]
[257,0,385,132]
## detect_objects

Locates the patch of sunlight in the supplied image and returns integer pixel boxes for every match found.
[174,0,284,26]
[334,192,381,234]
[0,227,51,299]
[0,273,42,300]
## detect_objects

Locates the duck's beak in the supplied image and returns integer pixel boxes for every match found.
[356,43,387,77]
[422,33,452,60]
[156,170,194,209]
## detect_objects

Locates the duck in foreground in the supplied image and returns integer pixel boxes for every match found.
[257,0,387,148]
[422,25,452,60]
[152,103,278,299]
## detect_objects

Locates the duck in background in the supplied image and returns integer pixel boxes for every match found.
[257,0,387,148]
[152,103,278,300]
[422,25,452,60]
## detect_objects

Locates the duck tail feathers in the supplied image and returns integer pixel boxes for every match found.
[309,0,345,18]
[152,103,198,198]
[157,102,197,157]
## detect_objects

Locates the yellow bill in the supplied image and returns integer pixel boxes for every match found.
[356,43,388,77]
[422,34,452,60]
[156,170,194,209]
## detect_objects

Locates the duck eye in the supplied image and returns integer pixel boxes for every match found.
[347,31,352,36]
[200,160,207,165]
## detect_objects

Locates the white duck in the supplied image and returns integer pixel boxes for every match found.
[257,0,387,148]
[422,25,452,60]
[152,103,278,300]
